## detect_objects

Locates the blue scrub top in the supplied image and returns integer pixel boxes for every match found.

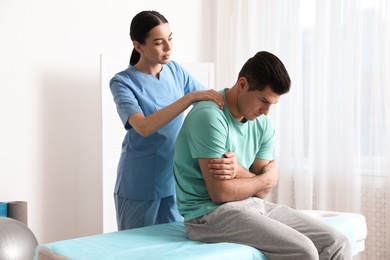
[110,61,205,200]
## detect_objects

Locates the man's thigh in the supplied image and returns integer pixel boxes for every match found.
[185,198,317,259]
[265,202,351,259]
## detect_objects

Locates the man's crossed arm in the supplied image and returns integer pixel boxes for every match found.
[199,152,278,203]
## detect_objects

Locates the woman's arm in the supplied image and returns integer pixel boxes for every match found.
[130,89,224,136]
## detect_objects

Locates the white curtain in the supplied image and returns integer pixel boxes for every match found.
[211,0,390,259]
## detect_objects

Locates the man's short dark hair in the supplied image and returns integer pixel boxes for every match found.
[238,51,291,95]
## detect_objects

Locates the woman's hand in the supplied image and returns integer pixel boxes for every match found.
[190,90,224,109]
[208,152,240,180]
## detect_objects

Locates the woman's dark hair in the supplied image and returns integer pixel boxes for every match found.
[129,11,169,66]
[238,51,291,95]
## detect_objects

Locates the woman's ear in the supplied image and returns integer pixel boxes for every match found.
[133,41,142,53]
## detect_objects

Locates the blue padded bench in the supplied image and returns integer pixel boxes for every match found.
[34,210,367,260]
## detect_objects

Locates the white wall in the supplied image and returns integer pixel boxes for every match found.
[0,0,213,243]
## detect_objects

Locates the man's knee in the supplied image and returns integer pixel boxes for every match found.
[296,236,319,260]
[320,229,352,260]
[330,230,352,259]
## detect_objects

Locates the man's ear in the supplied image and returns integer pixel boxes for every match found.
[237,77,249,91]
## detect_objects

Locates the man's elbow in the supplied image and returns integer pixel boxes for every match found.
[209,190,232,203]
[255,188,272,199]
[210,196,228,203]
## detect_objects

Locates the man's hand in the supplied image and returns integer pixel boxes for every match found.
[208,152,240,180]
[200,158,277,203]
[255,161,278,198]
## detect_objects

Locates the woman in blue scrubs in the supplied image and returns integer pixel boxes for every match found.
[110,11,225,230]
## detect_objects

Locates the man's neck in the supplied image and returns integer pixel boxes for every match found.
[225,87,245,122]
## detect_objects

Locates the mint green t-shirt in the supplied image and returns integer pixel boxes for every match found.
[173,89,275,221]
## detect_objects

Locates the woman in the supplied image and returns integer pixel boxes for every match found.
[110,10,225,230]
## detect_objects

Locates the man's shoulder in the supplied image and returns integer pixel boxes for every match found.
[182,101,227,133]
[195,99,220,109]
[188,100,224,119]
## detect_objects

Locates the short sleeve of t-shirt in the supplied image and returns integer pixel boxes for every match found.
[184,103,228,159]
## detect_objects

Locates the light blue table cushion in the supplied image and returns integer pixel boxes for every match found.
[35,215,357,259]
[35,222,267,260]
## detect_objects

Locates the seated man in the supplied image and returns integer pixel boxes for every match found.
[173,51,351,260]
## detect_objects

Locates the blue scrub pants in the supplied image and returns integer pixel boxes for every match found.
[114,194,183,231]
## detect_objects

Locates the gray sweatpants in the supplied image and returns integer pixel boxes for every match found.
[185,197,351,260]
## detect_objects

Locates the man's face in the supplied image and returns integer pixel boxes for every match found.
[237,81,280,121]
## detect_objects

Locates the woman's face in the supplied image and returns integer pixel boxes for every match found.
[137,23,173,65]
